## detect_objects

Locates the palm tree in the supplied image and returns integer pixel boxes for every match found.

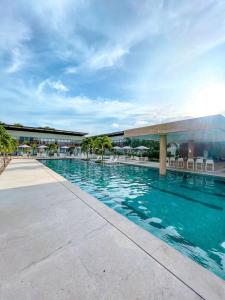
[48,143,58,156]
[81,137,93,159]
[8,136,18,154]
[94,136,112,162]
[0,125,17,166]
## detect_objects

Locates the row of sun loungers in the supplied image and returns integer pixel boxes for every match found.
[36,153,77,158]
[168,157,214,172]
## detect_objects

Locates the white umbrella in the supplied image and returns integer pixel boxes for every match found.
[61,146,69,149]
[38,145,48,149]
[122,146,133,150]
[113,146,122,150]
[19,144,31,148]
[135,146,149,150]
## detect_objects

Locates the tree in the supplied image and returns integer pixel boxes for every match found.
[123,137,160,161]
[81,137,93,159]
[93,136,112,162]
[8,136,18,154]
[48,143,58,156]
[0,125,17,166]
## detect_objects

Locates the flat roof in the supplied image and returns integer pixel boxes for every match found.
[125,114,225,137]
[3,124,87,137]
[92,130,124,138]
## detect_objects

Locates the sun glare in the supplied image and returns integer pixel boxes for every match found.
[188,83,225,117]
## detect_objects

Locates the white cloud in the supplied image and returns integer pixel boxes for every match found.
[112,123,119,128]
[0,5,32,73]
[37,79,69,94]
[89,46,129,70]
[49,80,69,92]
[133,120,149,127]
[0,17,31,51]
[65,66,79,74]
[6,48,23,73]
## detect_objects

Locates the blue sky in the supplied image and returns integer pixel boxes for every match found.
[0,0,225,134]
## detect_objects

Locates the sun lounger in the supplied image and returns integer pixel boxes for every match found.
[105,157,118,164]
[177,158,184,168]
[205,159,214,172]
[187,158,194,170]
[195,158,204,171]
[169,157,176,168]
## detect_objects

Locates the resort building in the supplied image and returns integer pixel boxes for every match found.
[92,130,125,145]
[4,124,87,147]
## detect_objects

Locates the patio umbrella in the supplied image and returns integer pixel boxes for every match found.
[112,146,122,157]
[135,146,149,160]
[18,144,31,155]
[19,144,31,148]
[38,145,48,149]
[135,146,149,150]
[121,146,133,159]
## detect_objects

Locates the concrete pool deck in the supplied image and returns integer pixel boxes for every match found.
[0,159,225,299]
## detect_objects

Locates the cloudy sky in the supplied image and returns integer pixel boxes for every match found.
[0,0,225,134]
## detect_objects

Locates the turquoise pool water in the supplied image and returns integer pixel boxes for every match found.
[41,159,225,279]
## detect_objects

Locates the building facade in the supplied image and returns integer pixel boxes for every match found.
[92,131,125,145]
[4,124,87,147]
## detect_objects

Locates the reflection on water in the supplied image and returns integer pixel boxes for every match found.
[41,159,225,280]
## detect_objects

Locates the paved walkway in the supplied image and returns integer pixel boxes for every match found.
[0,159,224,300]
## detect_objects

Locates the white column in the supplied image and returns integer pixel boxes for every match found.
[160,134,167,176]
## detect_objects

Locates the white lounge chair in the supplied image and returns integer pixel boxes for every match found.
[169,157,176,168]
[187,158,194,170]
[105,156,114,163]
[119,156,126,161]
[205,159,214,172]
[177,158,184,168]
[105,157,118,164]
[195,158,204,171]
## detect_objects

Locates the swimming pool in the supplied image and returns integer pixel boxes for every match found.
[41,159,225,280]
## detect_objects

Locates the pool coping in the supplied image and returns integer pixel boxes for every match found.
[38,159,225,300]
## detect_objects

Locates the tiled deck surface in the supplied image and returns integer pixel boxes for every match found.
[0,159,225,300]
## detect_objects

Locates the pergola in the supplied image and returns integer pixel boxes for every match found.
[124,114,225,175]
